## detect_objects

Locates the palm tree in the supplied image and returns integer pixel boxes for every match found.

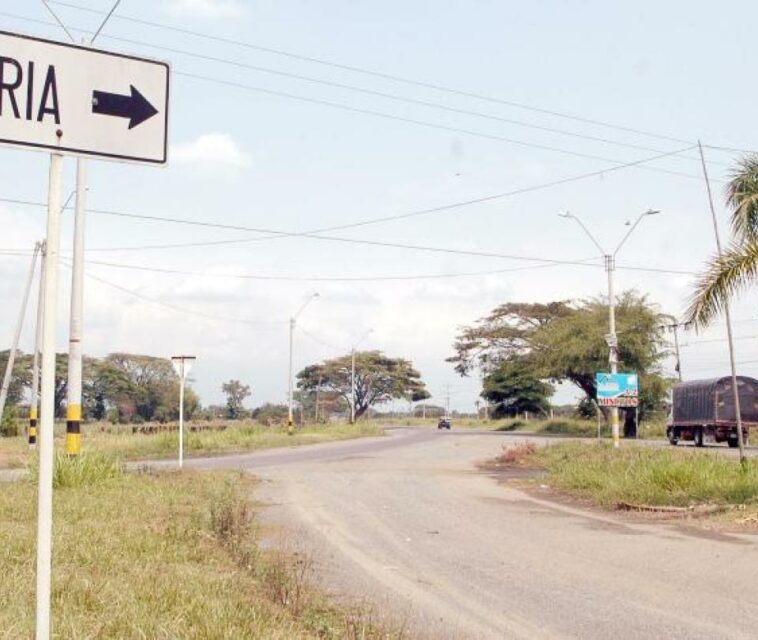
[686,156,758,328]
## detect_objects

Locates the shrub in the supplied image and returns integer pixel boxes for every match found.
[0,406,21,437]
[30,452,124,489]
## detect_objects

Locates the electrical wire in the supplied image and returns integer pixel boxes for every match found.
[76,267,288,326]
[79,255,604,282]
[298,326,346,353]
[45,0,717,148]
[1,195,698,276]
[176,71,710,182]
[54,28,728,167]
[0,11,727,179]
[0,143,699,257]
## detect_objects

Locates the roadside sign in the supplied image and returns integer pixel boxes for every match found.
[596,372,639,407]
[0,30,169,164]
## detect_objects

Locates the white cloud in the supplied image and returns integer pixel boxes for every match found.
[163,0,245,18]
[171,133,251,168]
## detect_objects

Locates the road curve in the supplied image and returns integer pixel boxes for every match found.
[188,428,758,639]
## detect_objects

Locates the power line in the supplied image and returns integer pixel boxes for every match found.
[2,5,710,178]
[176,70,710,182]
[0,144,699,257]
[78,255,603,282]
[2,195,697,276]
[56,28,727,167]
[76,267,288,326]
[44,0,713,147]
[39,1,75,42]
[90,0,121,43]
[298,326,346,353]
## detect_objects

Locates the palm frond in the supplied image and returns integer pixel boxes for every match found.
[727,155,758,241]
[685,239,758,329]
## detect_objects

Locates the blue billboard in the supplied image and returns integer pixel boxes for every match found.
[596,373,639,407]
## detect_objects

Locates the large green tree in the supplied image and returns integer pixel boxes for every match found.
[449,293,670,434]
[688,156,758,327]
[297,350,427,420]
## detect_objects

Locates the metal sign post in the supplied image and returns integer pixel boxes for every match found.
[171,356,196,469]
[35,151,63,640]
[0,29,171,638]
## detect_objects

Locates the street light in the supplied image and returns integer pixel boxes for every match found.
[288,293,319,431]
[351,329,373,424]
[171,355,196,469]
[559,208,660,448]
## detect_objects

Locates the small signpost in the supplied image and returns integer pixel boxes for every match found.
[171,356,196,470]
[595,373,639,407]
[0,29,170,639]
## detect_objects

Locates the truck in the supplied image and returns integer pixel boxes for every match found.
[667,376,757,447]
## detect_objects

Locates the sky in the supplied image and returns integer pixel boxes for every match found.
[2,0,758,412]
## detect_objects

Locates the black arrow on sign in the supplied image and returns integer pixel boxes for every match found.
[92,85,158,129]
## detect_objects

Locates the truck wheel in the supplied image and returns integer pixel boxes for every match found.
[728,438,739,448]
[694,427,705,447]
[667,427,679,446]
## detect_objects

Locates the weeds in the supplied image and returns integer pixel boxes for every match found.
[496,442,538,465]
[533,442,758,507]
[0,470,405,638]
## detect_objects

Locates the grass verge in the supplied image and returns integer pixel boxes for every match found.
[0,465,403,638]
[0,421,382,469]
[496,441,758,508]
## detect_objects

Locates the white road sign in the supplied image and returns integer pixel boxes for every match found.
[0,30,169,164]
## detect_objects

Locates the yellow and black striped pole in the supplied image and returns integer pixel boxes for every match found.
[65,159,87,456]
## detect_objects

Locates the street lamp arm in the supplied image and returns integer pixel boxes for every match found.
[293,293,319,322]
[614,209,660,257]
[560,212,606,256]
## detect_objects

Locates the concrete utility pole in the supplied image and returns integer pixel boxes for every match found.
[560,209,660,448]
[65,159,87,456]
[662,321,684,382]
[36,151,64,640]
[445,384,451,416]
[350,329,373,424]
[698,141,746,462]
[29,244,46,447]
[288,293,319,431]
[0,242,42,423]
[171,356,196,469]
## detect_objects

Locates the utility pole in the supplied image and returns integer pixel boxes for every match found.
[171,356,196,469]
[36,151,64,640]
[662,321,684,382]
[288,293,319,432]
[445,384,451,416]
[315,374,322,423]
[29,244,46,447]
[560,209,660,448]
[698,141,746,462]
[0,242,41,423]
[65,159,87,456]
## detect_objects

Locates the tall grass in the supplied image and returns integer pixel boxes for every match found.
[0,470,404,638]
[534,442,758,506]
[0,421,383,469]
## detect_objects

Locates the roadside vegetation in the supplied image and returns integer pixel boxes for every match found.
[494,441,758,509]
[0,458,404,638]
[0,420,382,469]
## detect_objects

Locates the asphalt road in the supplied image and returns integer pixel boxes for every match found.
[178,429,758,639]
